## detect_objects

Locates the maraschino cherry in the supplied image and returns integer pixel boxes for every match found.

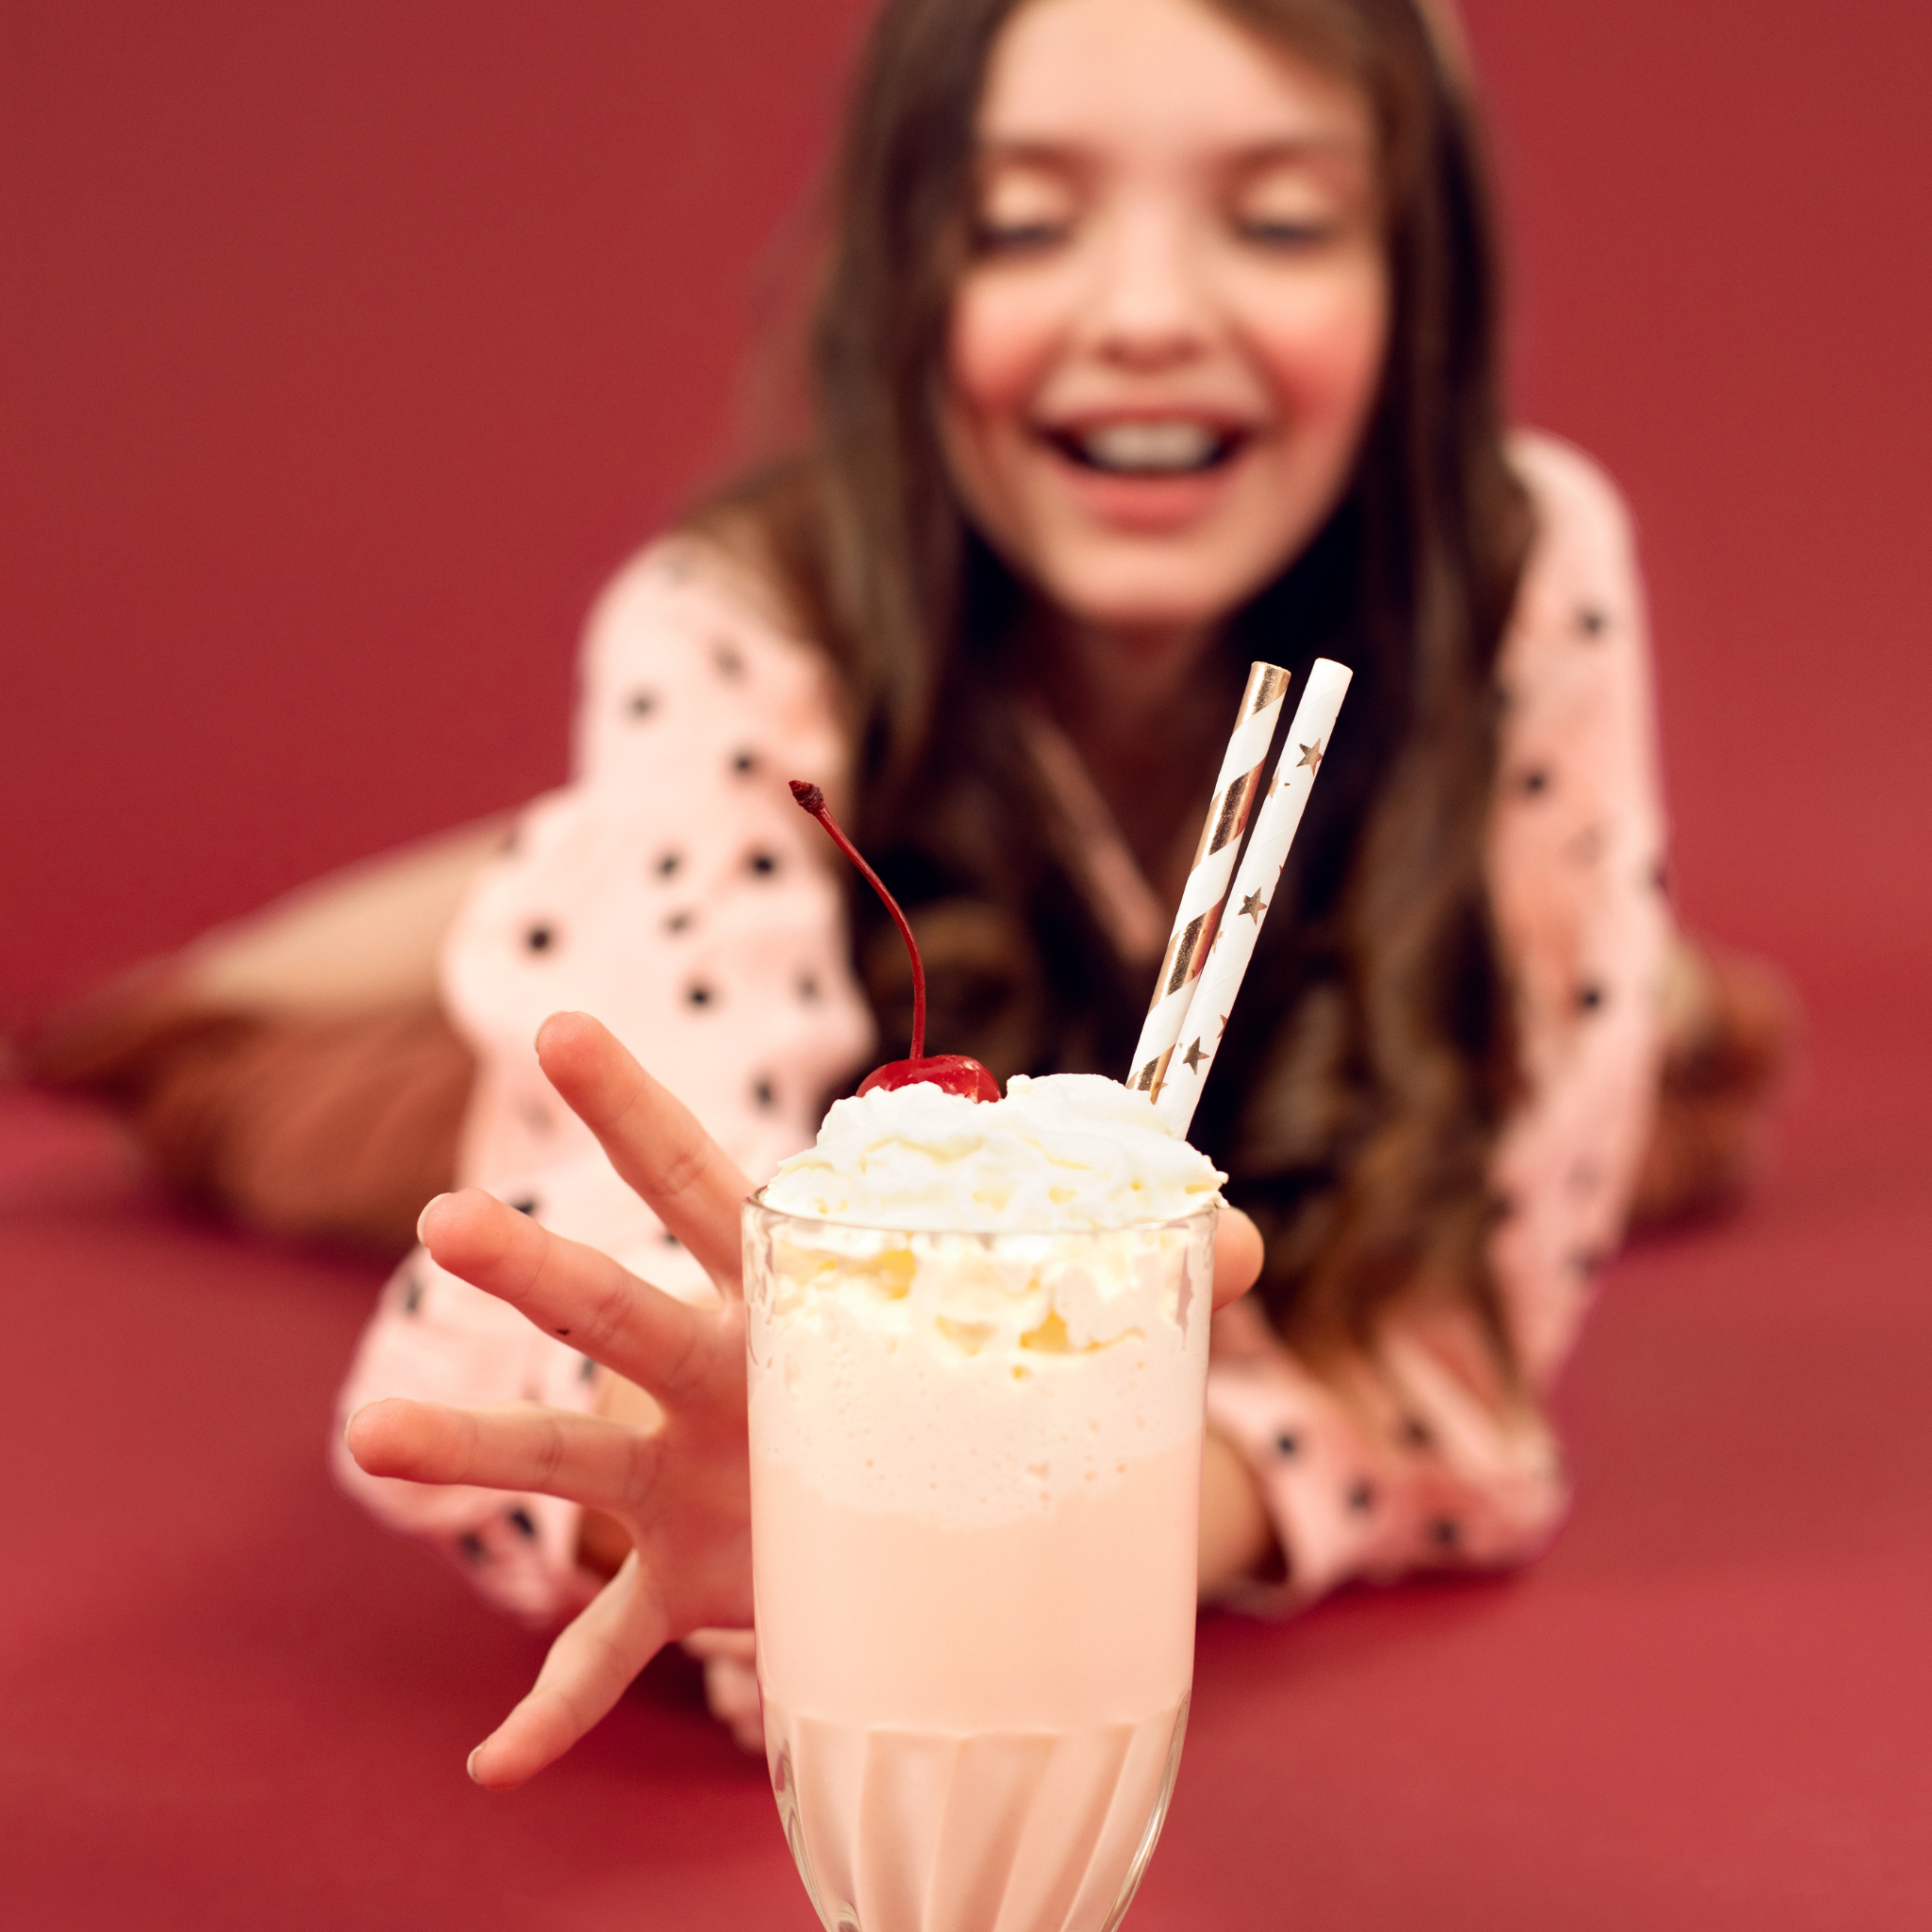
[791,779,1000,1103]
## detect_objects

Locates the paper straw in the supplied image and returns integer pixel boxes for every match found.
[1153,657,1353,1137]
[1127,661,1292,1100]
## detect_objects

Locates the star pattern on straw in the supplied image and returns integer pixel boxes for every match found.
[1297,739,1324,771]
[1182,1037,1208,1073]
[1240,890,1268,924]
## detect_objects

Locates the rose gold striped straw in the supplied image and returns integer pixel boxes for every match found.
[1153,657,1353,1137]
[1127,660,1291,1102]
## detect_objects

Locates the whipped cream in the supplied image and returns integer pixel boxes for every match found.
[747,1075,1220,1526]
[745,1205,1214,1526]
[761,1073,1224,1231]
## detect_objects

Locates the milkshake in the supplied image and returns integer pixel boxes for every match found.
[745,1073,1223,1932]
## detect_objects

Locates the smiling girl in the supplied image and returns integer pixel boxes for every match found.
[32,0,1789,1780]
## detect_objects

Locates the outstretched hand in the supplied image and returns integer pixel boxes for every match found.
[345,1011,753,1789]
[345,1011,1265,1790]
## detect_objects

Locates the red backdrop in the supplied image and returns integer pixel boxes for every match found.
[5,0,1930,1016]
[6,9,1930,1925]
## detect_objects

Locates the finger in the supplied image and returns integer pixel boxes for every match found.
[700,1653,767,1757]
[681,1626,757,1664]
[344,1397,657,1516]
[418,1188,732,1408]
[468,1553,669,1790]
[1211,1205,1264,1312]
[535,1011,751,1294]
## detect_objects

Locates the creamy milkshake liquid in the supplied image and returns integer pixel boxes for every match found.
[746,1075,1223,1932]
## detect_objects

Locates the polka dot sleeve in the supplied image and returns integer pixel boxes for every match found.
[1205,432,1669,1610]
[331,538,875,1624]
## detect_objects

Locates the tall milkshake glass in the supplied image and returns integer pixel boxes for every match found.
[743,1195,1216,1932]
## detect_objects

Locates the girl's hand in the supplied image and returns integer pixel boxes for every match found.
[345,1011,754,1790]
[345,1010,1265,1789]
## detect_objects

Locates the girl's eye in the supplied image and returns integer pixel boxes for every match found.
[974,218,1070,254]
[971,163,1077,256]
[1234,216,1338,251]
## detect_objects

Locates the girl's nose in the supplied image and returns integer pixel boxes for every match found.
[1081,204,1214,370]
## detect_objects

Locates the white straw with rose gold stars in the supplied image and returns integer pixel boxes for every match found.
[1152,657,1354,1137]
[1127,659,1292,1103]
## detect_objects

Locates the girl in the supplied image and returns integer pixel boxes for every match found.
[30,0,1788,1783]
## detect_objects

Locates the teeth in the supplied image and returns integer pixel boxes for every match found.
[1075,421,1224,475]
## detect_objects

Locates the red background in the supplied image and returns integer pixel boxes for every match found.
[4,4,1930,1928]
[6,0,1930,1013]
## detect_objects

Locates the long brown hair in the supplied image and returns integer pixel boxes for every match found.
[699,0,1532,1371]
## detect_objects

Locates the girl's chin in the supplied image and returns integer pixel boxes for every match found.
[1038,551,1262,635]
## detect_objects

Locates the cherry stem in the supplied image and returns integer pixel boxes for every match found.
[791,781,925,1060]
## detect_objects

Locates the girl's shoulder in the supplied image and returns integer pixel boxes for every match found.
[571,527,847,786]
[581,525,822,676]
[1501,430,1645,668]
[1507,428,1638,578]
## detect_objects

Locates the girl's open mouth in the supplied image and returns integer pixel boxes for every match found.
[1044,420,1247,477]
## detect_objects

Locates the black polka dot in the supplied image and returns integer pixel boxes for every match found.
[1274,1431,1301,1458]
[796,972,821,1002]
[664,910,694,935]
[458,1531,490,1564]
[1427,1517,1460,1548]
[711,641,745,680]
[686,981,715,1008]
[748,850,778,876]
[509,1196,539,1217]
[525,924,556,953]
[1576,605,1608,638]
[578,1354,596,1382]
[553,1325,570,1338]
[626,690,658,718]
[506,1506,538,1541]
[656,850,682,879]
[1517,766,1552,798]
[660,1230,681,1248]
[730,749,758,776]
[1575,982,1607,1014]
[752,1077,776,1109]
[1400,1416,1433,1451]
[401,1273,424,1316]
[1346,1479,1376,1514]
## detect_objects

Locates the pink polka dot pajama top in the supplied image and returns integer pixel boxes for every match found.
[333,430,1668,1631]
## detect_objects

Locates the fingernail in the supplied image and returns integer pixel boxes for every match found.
[467,1745,485,1785]
[417,1193,450,1243]
[534,1009,591,1056]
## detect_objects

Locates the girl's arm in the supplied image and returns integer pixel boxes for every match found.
[178,814,511,1013]
[331,535,876,1627]
[17,819,512,1251]
[1198,1425,1277,1595]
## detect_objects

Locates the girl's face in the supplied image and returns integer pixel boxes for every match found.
[942,0,1388,639]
